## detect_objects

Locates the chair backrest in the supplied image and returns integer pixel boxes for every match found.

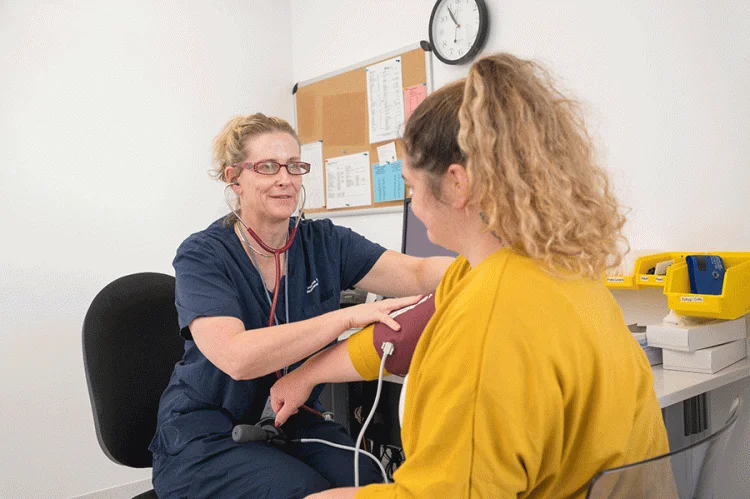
[586,396,743,499]
[82,272,184,468]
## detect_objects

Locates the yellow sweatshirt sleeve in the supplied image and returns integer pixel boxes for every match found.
[346,324,391,380]
[353,316,490,497]
[347,256,470,382]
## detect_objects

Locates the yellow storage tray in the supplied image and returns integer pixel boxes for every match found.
[605,252,690,290]
[605,274,637,289]
[664,252,750,320]
[633,252,691,288]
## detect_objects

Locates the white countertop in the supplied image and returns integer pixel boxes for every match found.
[653,357,750,408]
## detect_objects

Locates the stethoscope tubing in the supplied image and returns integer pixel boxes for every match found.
[226,183,323,418]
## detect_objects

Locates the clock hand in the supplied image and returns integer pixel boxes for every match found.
[447,6,459,26]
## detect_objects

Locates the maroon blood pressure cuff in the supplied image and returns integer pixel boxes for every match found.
[347,294,436,379]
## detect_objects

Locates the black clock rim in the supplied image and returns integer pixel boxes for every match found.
[428,0,489,66]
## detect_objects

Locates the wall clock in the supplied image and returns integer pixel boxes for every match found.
[426,0,489,65]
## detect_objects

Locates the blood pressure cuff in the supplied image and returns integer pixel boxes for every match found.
[346,293,436,378]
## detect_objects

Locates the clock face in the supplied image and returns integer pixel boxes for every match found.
[429,0,488,65]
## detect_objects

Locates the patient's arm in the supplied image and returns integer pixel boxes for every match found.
[368,293,435,376]
[270,294,435,426]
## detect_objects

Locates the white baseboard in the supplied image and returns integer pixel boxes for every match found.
[71,478,152,499]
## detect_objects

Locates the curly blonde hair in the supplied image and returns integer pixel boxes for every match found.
[403,53,627,278]
[211,113,299,184]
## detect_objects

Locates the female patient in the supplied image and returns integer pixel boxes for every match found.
[270,53,669,498]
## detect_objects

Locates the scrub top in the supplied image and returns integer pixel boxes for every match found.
[148,216,386,463]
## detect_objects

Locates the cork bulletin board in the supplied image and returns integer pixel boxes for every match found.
[294,44,432,215]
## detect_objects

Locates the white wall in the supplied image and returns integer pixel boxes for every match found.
[290,0,750,253]
[0,1,294,497]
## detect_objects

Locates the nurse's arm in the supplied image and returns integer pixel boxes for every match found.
[305,487,358,499]
[305,487,359,499]
[190,295,421,381]
[354,250,452,297]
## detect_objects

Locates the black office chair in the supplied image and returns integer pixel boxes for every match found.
[82,273,184,499]
[586,396,743,498]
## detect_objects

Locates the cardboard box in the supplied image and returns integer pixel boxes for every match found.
[646,316,746,352]
[662,338,747,374]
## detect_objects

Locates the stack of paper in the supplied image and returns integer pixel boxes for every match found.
[660,339,746,374]
[646,316,747,374]
[632,331,664,366]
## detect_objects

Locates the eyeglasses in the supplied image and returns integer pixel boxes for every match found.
[235,160,311,176]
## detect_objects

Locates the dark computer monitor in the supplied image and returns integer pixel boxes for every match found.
[401,198,458,258]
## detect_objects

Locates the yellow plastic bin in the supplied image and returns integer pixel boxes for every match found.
[604,251,689,290]
[605,274,637,289]
[664,252,750,320]
[633,252,695,288]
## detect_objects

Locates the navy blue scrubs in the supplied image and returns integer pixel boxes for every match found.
[149,216,386,498]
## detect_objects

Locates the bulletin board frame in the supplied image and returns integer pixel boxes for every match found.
[293,43,433,216]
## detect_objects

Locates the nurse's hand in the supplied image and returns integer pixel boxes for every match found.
[270,370,315,426]
[341,295,423,331]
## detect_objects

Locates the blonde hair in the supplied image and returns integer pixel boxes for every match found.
[211,113,299,222]
[403,53,627,278]
[211,113,299,184]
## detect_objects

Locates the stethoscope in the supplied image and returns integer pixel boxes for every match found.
[224,181,324,418]
[225,181,305,329]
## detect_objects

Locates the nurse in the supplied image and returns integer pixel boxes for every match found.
[148,113,453,498]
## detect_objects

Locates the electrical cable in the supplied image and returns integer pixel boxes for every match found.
[297,438,388,484]
[354,341,394,487]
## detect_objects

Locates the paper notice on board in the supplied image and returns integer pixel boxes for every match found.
[376,142,398,165]
[325,152,372,209]
[404,83,427,122]
[300,141,325,209]
[372,160,405,203]
[366,57,405,144]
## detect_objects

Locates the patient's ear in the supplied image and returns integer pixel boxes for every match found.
[442,163,470,209]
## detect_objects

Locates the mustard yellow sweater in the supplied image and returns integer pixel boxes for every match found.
[348,249,668,498]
